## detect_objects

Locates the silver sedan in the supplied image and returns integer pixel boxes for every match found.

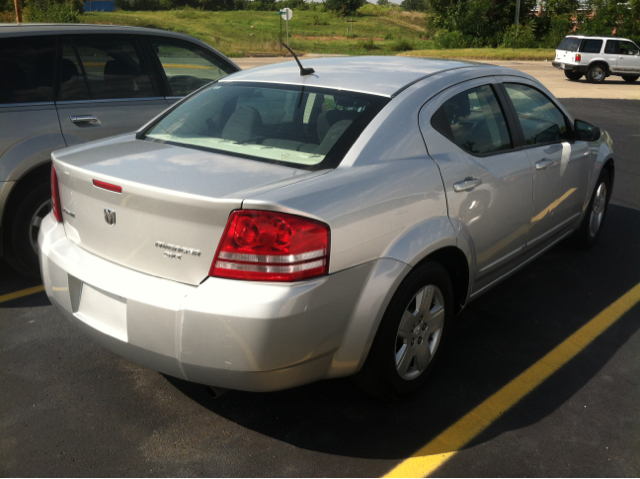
[39,57,614,400]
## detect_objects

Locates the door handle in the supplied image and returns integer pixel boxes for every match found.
[535,159,553,170]
[453,177,482,192]
[70,115,98,124]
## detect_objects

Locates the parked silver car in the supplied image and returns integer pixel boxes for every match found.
[0,23,239,276]
[40,57,613,400]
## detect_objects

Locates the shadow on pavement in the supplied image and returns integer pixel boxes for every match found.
[166,204,640,460]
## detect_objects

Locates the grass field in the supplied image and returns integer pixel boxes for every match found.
[80,9,432,57]
[401,48,556,61]
[79,9,555,60]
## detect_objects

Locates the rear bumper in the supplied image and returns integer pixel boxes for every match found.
[39,213,404,392]
[552,62,589,73]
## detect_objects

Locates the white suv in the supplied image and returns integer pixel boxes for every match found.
[553,35,640,83]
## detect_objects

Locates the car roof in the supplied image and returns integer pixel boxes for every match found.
[0,22,196,39]
[564,35,634,42]
[218,56,506,97]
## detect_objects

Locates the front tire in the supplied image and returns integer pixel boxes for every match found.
[586,64,607,83]
[355,261,453,401]
[564,70,583,81]
[4,182,51,277]
[571,169,611,249]
[622,75,639,83]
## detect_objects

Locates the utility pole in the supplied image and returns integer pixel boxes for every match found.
[14,0,22,23]
[514,0,521,48]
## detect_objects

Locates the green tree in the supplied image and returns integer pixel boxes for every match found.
[429,0,537,46]
[324,0,366,15]
[376,0,389,6]
[400,0,428,11]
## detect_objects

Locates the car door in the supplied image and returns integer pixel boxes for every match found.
[498,79,591,248]
[617,41,640,74]
[55,34,170,147]
[146,36,238,105]
[419,79,533,293]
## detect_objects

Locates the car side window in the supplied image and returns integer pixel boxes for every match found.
[431,85,512,155]
[67,35,156,101]
[0,36,56,105]
[149,38,236,97]
[604,40,619,54]
[619,41,639,56]
[58,39,91,101]
[504,83,570,146]
[580,39,603,54]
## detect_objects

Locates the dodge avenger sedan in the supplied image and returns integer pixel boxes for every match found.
[39,57,613,400]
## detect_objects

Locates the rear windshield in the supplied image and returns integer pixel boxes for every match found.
[558,37,581,52]
[144,82,389,170]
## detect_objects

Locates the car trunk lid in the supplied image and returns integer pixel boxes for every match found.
[53,136,321,285]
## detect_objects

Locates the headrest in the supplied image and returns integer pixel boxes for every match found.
[104,59,139,76]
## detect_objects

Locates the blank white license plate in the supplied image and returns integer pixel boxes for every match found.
[76,283,128,342]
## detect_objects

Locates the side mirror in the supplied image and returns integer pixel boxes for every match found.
[575,119,600,142]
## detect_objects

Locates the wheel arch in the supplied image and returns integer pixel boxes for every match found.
[1,161,52,252]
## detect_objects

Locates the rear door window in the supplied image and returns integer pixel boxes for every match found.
[149,38,236,97]
[431,85,512,155]
[65,35,156,100]
[504,83,570,145]
[558,37,580,52]
[0,36,56,104]
[604,40,619,54]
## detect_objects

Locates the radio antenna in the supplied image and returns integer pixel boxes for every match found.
[282,43,315,76]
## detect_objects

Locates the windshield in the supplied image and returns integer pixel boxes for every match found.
[144,82,389,170]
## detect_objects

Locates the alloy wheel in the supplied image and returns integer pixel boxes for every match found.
[589,182,607,238]
[29,199,51,256]
[395,284,445,380]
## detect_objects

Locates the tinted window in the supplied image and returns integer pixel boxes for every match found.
[558,37,580,52]
[58,40,90,101]
[620,41,639,55]
[0,36,55,104]
[150,38,236,97]
[604,40,619,54]
[581,39,603,53]
[504,83,570,145]
[70,36,155,100]
[431,85,512,155]
[144,82,389,170]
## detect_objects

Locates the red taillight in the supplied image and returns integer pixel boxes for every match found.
[93,179,122,193]
[210,210,330,282]
[51,165,63,222]
[575,53,581,62]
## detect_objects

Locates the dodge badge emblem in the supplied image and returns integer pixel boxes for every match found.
[104,209,116,226]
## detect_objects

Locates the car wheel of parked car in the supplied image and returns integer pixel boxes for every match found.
[5,182,51,277]
[622,75,639,83]
[586,64,607,83]
[572,169,611,249]
[564,71,583,81]
[355,261,453,401]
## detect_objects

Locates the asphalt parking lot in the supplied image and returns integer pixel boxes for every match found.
[2,83,639,475]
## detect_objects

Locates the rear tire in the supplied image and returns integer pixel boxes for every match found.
[354,261,453,401]
[622,75,639,83]
[4,182,51,277]
[586,64,607,83]
[564,70,583,81]
[571,169,611,249]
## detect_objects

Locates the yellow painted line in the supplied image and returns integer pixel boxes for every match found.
[384,281,640,478]
[0,285,44,304]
